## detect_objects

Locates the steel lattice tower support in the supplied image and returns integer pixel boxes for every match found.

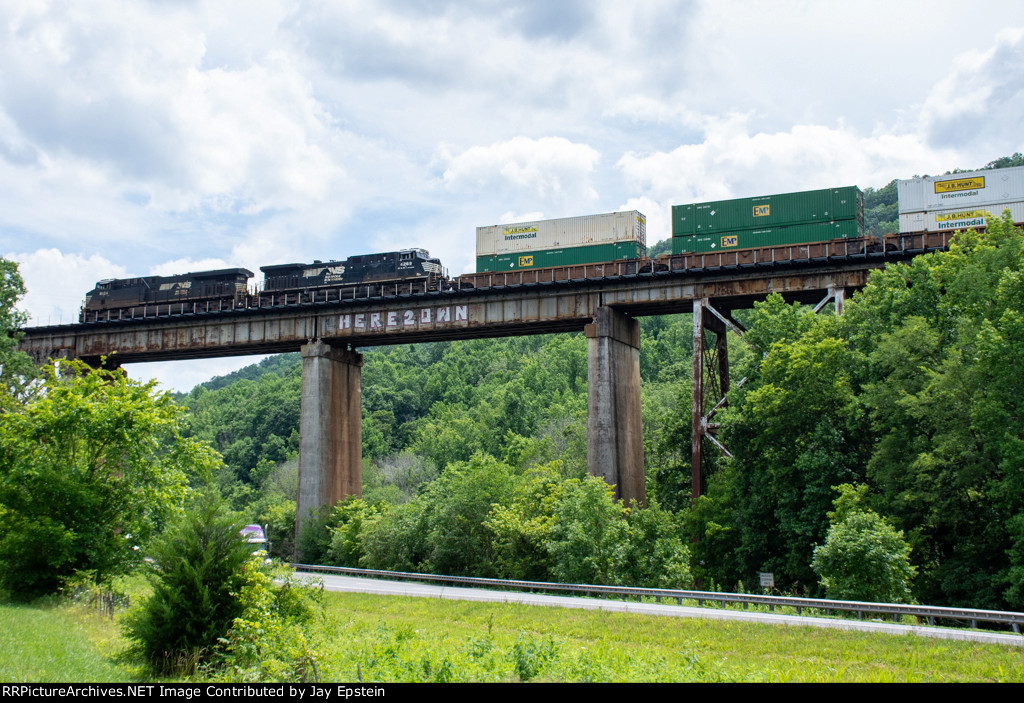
[690,287,848,502]
[691,298,744,502]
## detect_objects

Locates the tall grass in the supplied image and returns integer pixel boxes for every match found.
[2,588,1022,682]
[0,602,138,682]
[313,593,1024,683]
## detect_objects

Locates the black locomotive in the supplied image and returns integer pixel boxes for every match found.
[260,249,443,294]
[81,268,253,321]
[80,250,447,322]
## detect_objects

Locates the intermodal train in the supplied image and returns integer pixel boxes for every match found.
[79,167,1024,323]
[80,249,445,321]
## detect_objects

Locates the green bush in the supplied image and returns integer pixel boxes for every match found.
[215,556,324,682]
[811,485,916,603]
[512,634,558,682]
[326,498,381,567]
[123,493,253,674]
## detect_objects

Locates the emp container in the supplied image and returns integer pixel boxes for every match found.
[672,220,862,254]
[672,186,863,237]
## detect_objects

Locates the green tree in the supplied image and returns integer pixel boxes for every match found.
[985,152,1024,170]
[611,501,692,589]
[359,499,430,572]
[421,454,515,576]
[0,258,34,395]
[845,215,1024,608]
[811,484,916,603]
[123,491,254,673]
[719,297,869,591]
[546,477,626,585]
[0,360,218,597]
[326,497,382,567]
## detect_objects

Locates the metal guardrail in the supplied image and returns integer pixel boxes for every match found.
[293,563,1024,635]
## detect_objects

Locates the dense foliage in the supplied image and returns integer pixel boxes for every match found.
[314,457,691,588]
[0,259,34,395]
[125,491,323,678]
[214,555,323,682]
[0,359,217,598]
[184,321,696,570]
[705,213,1024,607]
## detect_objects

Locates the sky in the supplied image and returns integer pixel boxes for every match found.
[3,0,1023,391]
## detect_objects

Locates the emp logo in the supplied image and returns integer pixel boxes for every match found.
[753,204,770,217]
[721,235,738,247]
[518,255,534,267]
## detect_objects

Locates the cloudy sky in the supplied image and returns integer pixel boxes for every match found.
[3,0,1023,390]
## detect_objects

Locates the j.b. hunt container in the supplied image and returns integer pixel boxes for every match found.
[671,220,863,255]
[476,211,646,272]
[898,201,1024,233]
[672,186,863,237]
[897,166,1024,213]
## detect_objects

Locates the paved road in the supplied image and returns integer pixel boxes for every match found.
[297,571,1024,648]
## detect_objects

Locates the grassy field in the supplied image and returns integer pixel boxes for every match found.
[2,590,1022,683]
[0,601,141,682]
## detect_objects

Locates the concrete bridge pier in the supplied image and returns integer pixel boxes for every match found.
[296,340,363,537]
[585,306,646,506]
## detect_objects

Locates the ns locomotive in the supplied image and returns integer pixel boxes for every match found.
[261,249,444,295]
[79,249,446,322]
[82,268,253,320]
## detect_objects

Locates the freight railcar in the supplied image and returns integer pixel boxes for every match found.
[80,268,253,321]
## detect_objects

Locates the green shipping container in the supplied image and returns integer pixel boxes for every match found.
[672,186,863,236]
[671,220,863,254]
[476,240,644,272]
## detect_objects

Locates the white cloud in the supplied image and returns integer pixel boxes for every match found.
[442,136,601,215]
[618,115,959,205]
[4,1,1024,393]
[8,248,126,326]
[497,211,547,224]
[0,1,348,217]
[921,27,1024,156]
[123,356,272,394]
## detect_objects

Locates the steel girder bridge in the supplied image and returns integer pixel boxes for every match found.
[18,232,952,526]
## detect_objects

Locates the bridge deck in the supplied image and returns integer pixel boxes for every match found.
[18,233,951,365]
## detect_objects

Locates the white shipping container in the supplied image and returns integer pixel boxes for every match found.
[476,211,646,256]
[898,166,1024,213]
[898,201,1024,233]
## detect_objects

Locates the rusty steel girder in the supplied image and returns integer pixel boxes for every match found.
[20,264,882,365]
[691,298,746,502]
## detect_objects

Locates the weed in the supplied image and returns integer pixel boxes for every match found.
[511,633,558,681]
